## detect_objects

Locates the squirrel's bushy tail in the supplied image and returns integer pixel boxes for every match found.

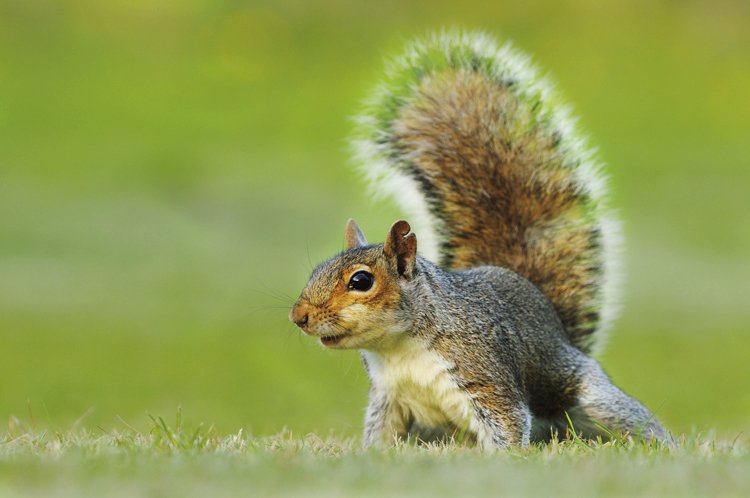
[353,32,619,353]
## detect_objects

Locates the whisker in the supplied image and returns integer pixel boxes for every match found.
[247,305,293,310]
[251,284,296,306]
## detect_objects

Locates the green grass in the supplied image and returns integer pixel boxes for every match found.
[2,419,748,497]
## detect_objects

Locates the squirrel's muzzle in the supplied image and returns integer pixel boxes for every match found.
[289,302,309,331]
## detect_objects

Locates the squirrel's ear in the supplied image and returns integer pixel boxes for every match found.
[384,220,417,279]
[345,218,368,249]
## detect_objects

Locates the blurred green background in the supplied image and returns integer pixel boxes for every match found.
[0,0,748,438]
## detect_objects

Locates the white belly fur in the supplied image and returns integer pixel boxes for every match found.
[362,339,475,434]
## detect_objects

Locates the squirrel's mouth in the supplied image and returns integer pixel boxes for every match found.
[320,333,347,347]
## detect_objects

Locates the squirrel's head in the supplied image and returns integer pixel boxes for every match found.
[289,219,418,350]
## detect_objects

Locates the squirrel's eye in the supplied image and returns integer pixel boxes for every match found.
[348,271,374,291]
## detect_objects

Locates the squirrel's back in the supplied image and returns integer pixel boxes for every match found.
[353,32,619,353]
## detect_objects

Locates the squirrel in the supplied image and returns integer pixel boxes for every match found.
[289,32,667,449]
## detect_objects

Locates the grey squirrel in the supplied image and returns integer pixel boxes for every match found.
[289,32,667,448]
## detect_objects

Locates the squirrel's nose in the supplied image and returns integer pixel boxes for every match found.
[294,314,309,328]
[289,303,309,330]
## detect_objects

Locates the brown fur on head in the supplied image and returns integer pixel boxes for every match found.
[289,220,417,350]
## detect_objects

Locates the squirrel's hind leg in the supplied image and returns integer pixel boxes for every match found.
[572,360,669,443]
[466,384,532,450]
